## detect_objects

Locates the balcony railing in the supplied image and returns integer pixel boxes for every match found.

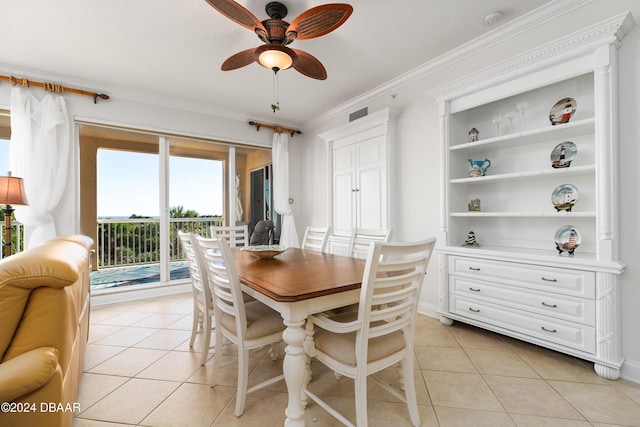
[96,217,222,269]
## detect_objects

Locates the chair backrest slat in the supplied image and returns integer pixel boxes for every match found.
[356,238,436,356]
[211,224,249,247]
[301,226,331,253]
[178,230,212,310]
[195,235,247,335]
[348,228,392,259]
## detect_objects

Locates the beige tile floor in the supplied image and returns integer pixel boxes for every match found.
[74,293,640,427]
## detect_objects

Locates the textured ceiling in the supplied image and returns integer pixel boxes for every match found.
[0,0,552,126]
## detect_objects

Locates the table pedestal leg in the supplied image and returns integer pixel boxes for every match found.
[283,319,307,427]
[301,322,316,408]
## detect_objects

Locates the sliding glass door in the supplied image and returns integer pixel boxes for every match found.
[80,124,271,291]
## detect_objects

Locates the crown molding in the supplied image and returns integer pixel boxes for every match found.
[304,0,594,130]
[426,10,635,101]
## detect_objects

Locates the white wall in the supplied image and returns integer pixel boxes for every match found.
[295,0,640,382]
[616,12,640,382]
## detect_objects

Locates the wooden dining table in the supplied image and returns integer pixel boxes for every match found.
[232,247,366,427]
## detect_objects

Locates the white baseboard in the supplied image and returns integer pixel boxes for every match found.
[417,301,439,319]
[91,281,191,307]
[620,358,640,383]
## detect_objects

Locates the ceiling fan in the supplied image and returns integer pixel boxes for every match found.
[205,0,353,80]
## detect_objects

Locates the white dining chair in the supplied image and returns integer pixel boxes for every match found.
[304,237,436,427]
[177,230,214,366]
[194,235,286,417]
[301,226,331,253]
[327,228,392,316]
[211,224,249,247]
[348,228,391,259]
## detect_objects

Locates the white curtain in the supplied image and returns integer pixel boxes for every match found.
[235,173,243,222]
[9,86,71,248]
[272,132,299,248]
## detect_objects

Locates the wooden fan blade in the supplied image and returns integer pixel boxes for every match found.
[291,48,327,80]
[286,4,353,41]
[221,47,258,71]
[204,0,266,33]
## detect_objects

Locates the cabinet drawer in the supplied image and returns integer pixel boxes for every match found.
[449,295,596,353]
[449,256,595,298]
[450,276,595,325]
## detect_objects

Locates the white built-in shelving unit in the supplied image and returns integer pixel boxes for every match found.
[429,12,634,380]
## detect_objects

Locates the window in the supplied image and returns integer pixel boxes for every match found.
[98,150,159,218]
[80,124,271,291]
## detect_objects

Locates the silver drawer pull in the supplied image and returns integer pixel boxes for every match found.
[469,307,480,313]
[541,302,558,308]
[469,287,481,292]
[468,267,481,271]
[541,277,557,282]
[541,326,557,333]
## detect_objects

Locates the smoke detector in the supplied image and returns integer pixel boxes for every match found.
[484,11,503,26]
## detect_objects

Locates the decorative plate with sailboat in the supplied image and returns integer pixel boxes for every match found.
[554,225,581,255]
[552,184,579,212]
[550,141,577,168]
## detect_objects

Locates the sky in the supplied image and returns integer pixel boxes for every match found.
[0,141,224,218]
[98,149,223,218]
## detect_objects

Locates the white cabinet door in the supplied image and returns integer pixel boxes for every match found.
[332,135,386,235]
[333,145,357,235]
[355,136,385,230]
[320,108,398,239]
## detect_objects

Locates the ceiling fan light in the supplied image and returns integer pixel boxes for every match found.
[258,49,293,71]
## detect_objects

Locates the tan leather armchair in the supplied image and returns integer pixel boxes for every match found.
[0,235,93,427]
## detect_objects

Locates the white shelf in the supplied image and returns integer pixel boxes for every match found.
[441,243,596,261]
[450,164,594,184]
[450,212,596,217]
[450,118,595,153]
[438,244,626,274]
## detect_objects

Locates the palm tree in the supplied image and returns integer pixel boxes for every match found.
[170,205,199,218]
[169,206,201,259]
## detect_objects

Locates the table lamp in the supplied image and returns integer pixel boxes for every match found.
[0,171,29,257]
